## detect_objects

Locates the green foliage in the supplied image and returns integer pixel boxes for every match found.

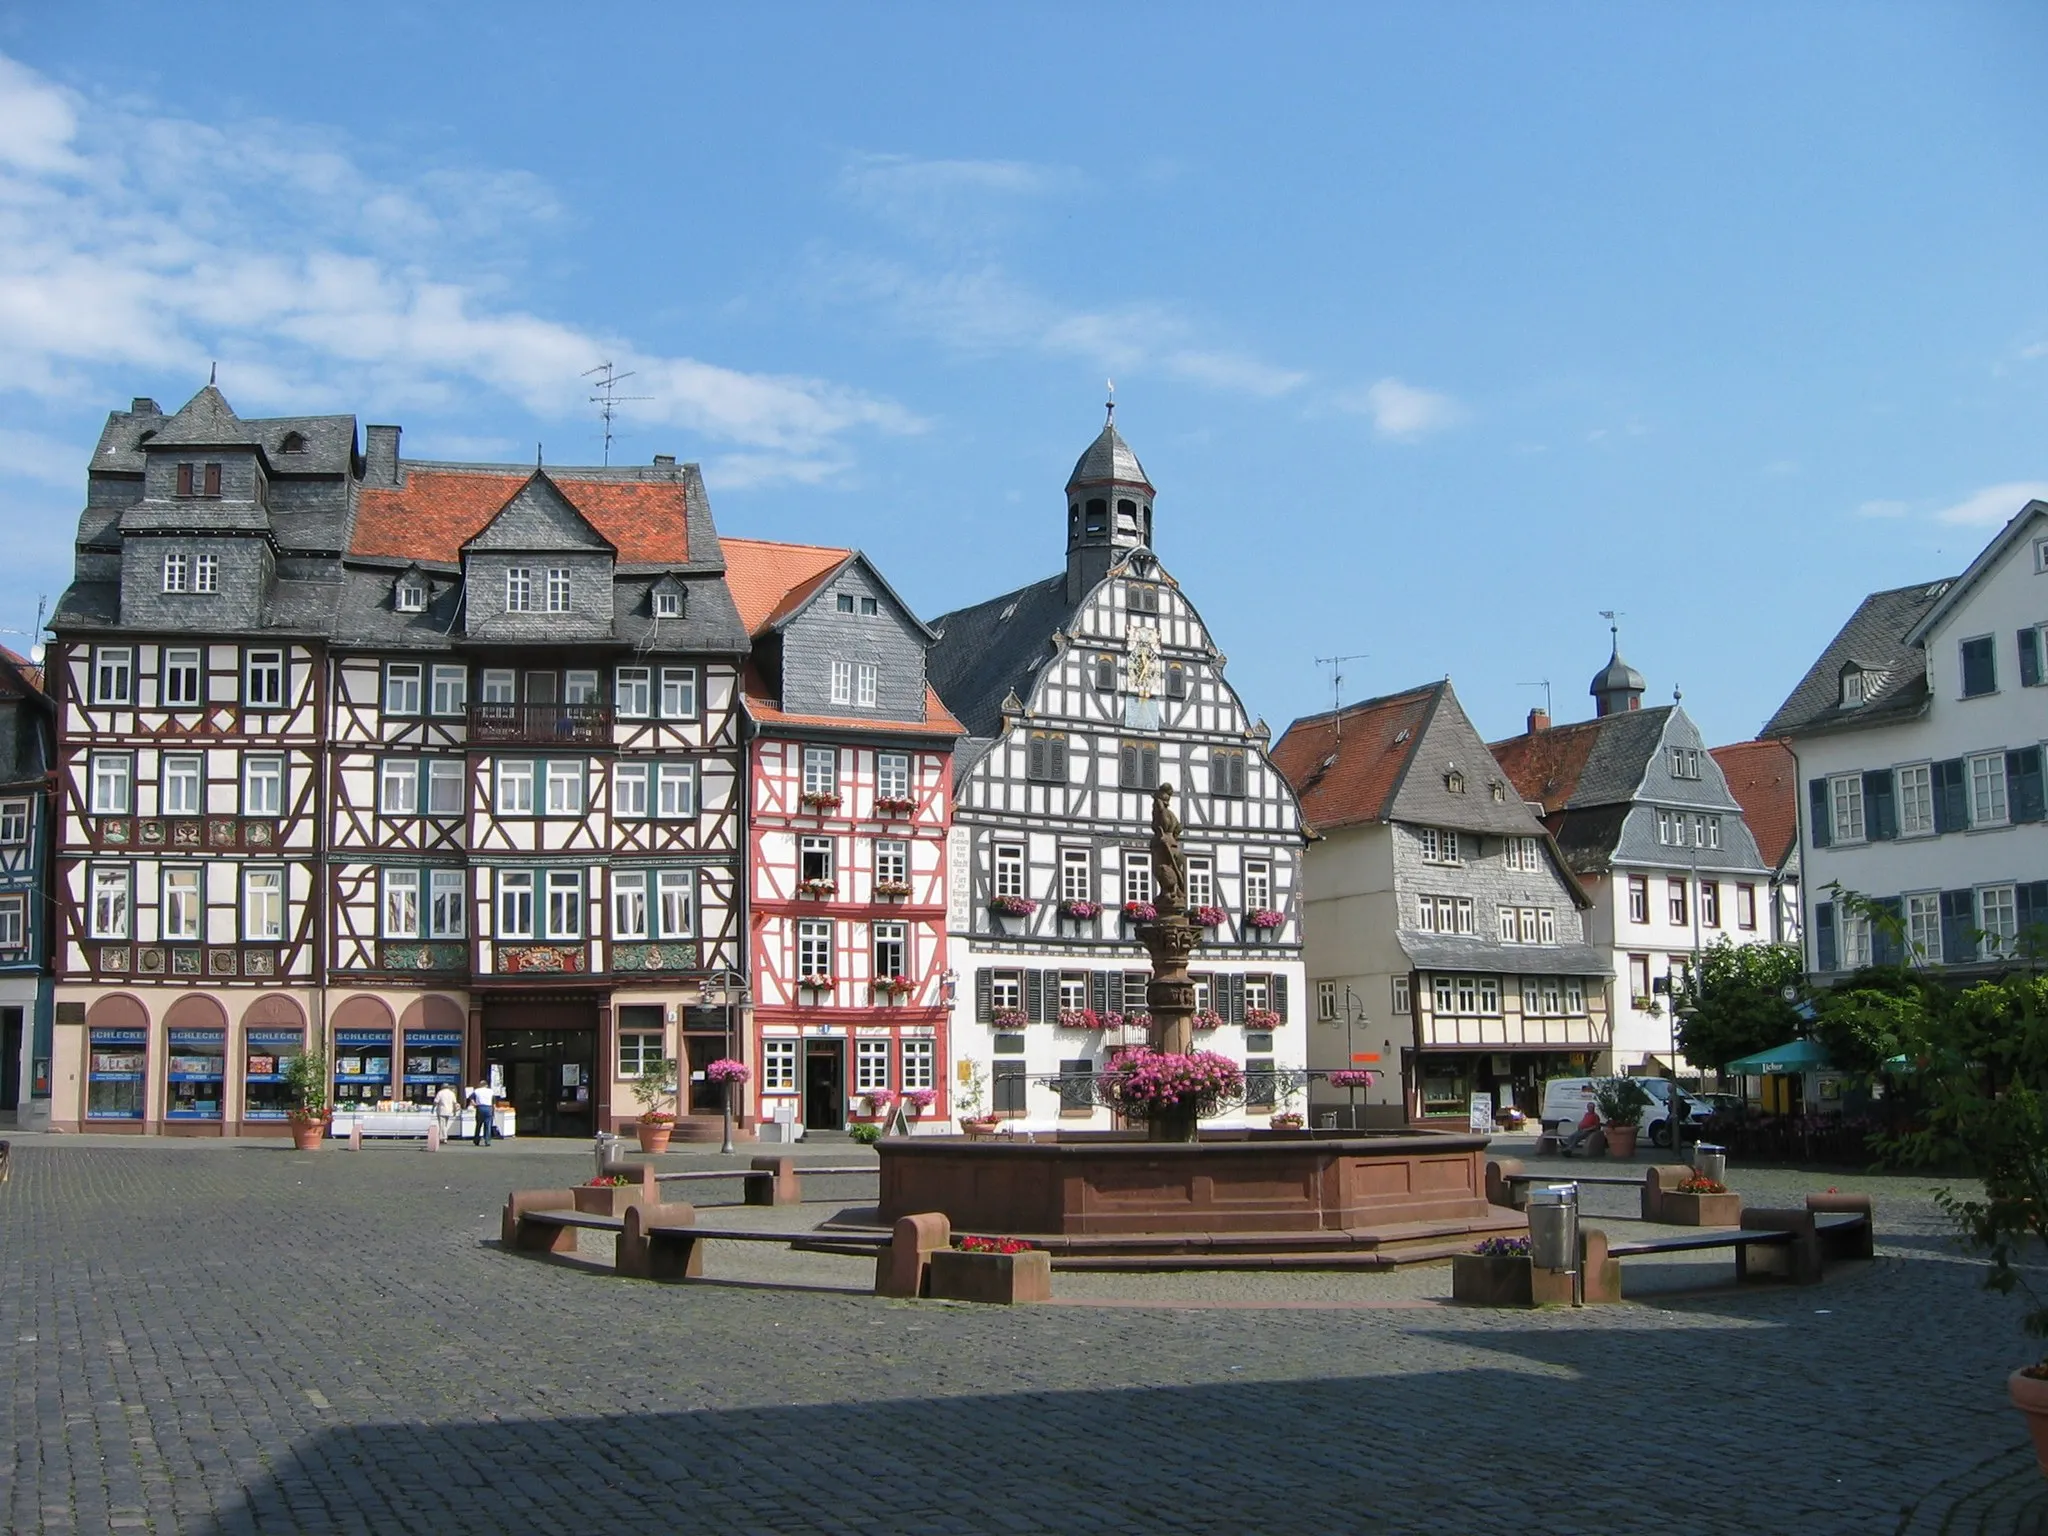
[631,1058,679,1117]
[1593,1076,1653,1127]
[1672,937,1806,1069]
[955,1061,986,1116]
[848,1122,883,1146]
[1809,972,1933,1075]
[283,1049,328,1116]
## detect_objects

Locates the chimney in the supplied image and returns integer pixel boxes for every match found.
[653,453,676,468]
[364,424,403,487]
[131,397,161,416]
[1527,707,1550,734]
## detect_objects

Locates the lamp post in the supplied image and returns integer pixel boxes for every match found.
[702,970,748,1156]
[1317,986,1373,1130]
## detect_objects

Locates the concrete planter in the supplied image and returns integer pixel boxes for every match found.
[927,1247,1053,1305]
[1451,1253,1533,1307]
[1659,1190,1742,1227]
[574,1185,640,1219]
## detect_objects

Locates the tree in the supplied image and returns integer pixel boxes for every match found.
[1673,937,1805,1069]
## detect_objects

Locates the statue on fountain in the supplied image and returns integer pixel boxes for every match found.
[1151,782,1186,919]
[1139,784,1200,1064]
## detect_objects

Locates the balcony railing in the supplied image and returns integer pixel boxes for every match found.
[466,702,614,746]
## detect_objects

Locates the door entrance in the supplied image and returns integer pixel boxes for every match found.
[483,1014,598,1138]
[804,1039,844,1131]
[0,1006,20,1121]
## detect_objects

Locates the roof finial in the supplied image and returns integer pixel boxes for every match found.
[1598,608,1624,649]
[1105,378,1115,425]
[209,361,217,386]
[536,442,543,468]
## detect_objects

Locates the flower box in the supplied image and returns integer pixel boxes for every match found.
[989,896,1038,918]
[1191,1010,1225,1030]
[1058,899,1103,921]
[1269,1112,1304,1130]
[1190,905,1228,929]
[799,973,834,991]
[797,879,837,899]
[799,791,842,811]
[1246,908,1285,931]
[1451,1253,1534,1307]
[872,795,917,816]
[991,1008,1028,1029]
[574,1184,642,1219]
[874,880,912,898]
[927,1246,1053,1305]
[1121,901,1158,923]
[1244,1008,1282,1031]
[1659,1190,1742,1227]
[959,1116,999,1138]
[1057,1008,1100,1030]
[874,979,914,1002]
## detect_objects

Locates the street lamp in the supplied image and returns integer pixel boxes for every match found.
[1316,986,1374,1130]
[702,970,749,1155]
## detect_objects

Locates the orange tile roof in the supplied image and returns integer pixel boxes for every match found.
[1489,718,1606,815]
[1268,684,1439,831]
[352,468,691,564]
[741,666,964,737]
[1712,738,1800,870]
[719,537,850,636]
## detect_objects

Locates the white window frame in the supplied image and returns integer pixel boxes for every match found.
[546,567,571,613]
[802,746,838,796]
[901,1039,935,1092]
[994,843,1026,899]
[1906,891,1942,963]
[243,867,284,942]
[545,869,583,939]
[1122,850,1153,906]
[660,667,698,720]
[1736,883,1758,931]
[564,670,600,706]
[545,761,585,816]
[161,866,200,941]
[382,868,421,939]
[872,920,907,979]
[505,568,532,613]
[612,871,649,940]
[1841,907,1872,970]
[762,1038,799,1092]
[498,871,535,938]
[93,647,133,705]
[91,753,132,816]
[1969,752,2009,827]
[0,799,25,844]
[429,869,466,939]
[1418,826,1460,864]
[194,552,219,593]
[395,576,427,613]
[1060,848,1092,903]
[160,754,203,816]
[430,665,467,716]
[1538,908,1556,944]
[856,1039,891,1093]
[162,552,189,593]
[1186,855,1214,907]
[495,760,534,815]
[656,869,695,939]
[1980,885,2019,957]
[615,667,652,718]
[0,895,25,949]
[426,759,464,817]
[1316,980,1338,1022]
[90,864,130,939]
[1897,763,1934,836]
[384,663,422,717]
[163,648,202,707]
[876,839,908,887]
[245,650,285,709]
[876,752,911,800]
[856,663,878,708]
[830,660,852,706]
[379,759,419,817]
[619,1030,665,1079]
[656,762,696,818]
[653,587,682,619]
[1243,859,1272,910]
[480,669,516,704]
[614,763,649,819]
[797,918,832,977]
[1829,773,1865,843]
[1392,975,1411,1015]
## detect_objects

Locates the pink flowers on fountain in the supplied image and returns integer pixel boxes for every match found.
[705,1058,750,1085]
[1094,1049,1246,1119]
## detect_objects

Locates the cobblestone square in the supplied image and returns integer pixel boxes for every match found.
[2,1137,2044,1534]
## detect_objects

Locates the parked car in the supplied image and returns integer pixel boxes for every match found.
[1540,1075,1715,1148]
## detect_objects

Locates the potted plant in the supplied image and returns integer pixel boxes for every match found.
[632,1056,680,1153]
[874,976,914,1003]
[956,1061,997,1135]
[799,971,833,994]
[902,1088,936,1122]
[575,1171,645,1218]
[705,1057,749,1153]
[1246,907,1285,931]
[1452,1234,1534,1306]
[1660,1171,1741,1227]
[862,1088,898,1122]
[1121,900,1158,924]
[848,1121,884,1146]
[928,1234,1052,1305]
[284,1048,330,1151]
[1269,1112,1305,1130]
[1593,1077,1652,1157]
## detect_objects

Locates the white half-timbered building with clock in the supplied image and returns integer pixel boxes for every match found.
[928,412,1308,1131]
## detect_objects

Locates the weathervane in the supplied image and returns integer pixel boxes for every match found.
[1105,378,1115,424]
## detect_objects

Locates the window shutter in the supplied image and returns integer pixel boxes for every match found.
[2008,747,2045,823]
[1934,759,1969,832]
[1814,901,1837,972]
[1091,971,1112,1014]
[974,968,993,1024]
[1027,735,1046,781]
[1270,973,1288,1025]
[1051,735,1068,782]
[1120,743,1139,789]
[176,462,193,496]
[1027,970,1050,1023]
[2019,882,2048,936]
[1808,779,1832,848]
[2021,628,2043,689]
[1143,745,1160,790]
[202,462,221,496]
[1227,973,1246,1023]
[1871,897,1904,967]
[1940,891,1976,964]
[1234,753,1248,797]
[1863,770,1897,841]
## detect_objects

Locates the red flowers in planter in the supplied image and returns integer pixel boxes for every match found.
[1122,901,1159,922]
[956,1235,1034,1254]
[872,795,917,816]
[989,895,1038,917]
[1246,908,1285,930]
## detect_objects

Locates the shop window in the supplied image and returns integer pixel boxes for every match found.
[333,1029,393,1111]
[619,1030,666,1079]
[87,1026,147,1120]
[243,1028,303,1122]
[402,1030,464,1107]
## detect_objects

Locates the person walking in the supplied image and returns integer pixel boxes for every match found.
[468,1080,497,1146]
[431,1082,458,1142]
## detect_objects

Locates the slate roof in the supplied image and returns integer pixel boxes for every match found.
[1904,501,2048,648]
[1268,684,1441,831]
[1711,738,1800,871]
[927,573,1078,739]
[1067,420,1152,490]
[1400,934,1612,978]
[1759,579,1950,737]
[353,464,698,566]
[1490,706,1674,813]
[153,384,250,447]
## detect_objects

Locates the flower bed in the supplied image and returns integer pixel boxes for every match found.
[927,1243,1053,1304]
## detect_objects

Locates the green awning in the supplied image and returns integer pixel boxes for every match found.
[1722,1038,1835,1074]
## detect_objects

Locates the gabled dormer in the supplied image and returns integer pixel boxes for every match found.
[392,564,431,614]
[649,573,688,621]
[459,471,617,641]
[772,552,938,724]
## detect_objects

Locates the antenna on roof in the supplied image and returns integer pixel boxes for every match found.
[1315,653,1369,742]
[584,361,652,466]
[208,361,217,385]
[1517,679,1552,717]
[1105,378,1114,424]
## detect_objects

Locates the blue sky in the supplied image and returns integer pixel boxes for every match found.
[3,5,2046,746]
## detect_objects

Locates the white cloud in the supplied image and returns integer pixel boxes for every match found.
[1338,377,1466,440]
[1164,350,1307,398]
[839,153,1079,245]
[1933,481,2048,527]
[1855,498,1910,519]
[0,427,91,487]
[0,53,918,462]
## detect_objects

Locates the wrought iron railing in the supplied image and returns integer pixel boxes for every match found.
[465,702,613,746]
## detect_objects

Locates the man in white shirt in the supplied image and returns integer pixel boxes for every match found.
[431,1083,459,1141]
[468,1081,497,1146]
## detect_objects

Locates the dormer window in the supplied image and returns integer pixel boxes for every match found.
[395,576,427,613]
[1444,768,1466,794]
[1840,667,1889,708]
[278,431,307,454]
[653,586,682,619]
[175,462,221,498]
[1842,672,1866,707]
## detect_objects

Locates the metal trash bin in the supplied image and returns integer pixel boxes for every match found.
[1694,1144,1727,1183]
[594,1131,625,1177]
[1317,1112,1339,1130]
[1527,1183,1580,1273]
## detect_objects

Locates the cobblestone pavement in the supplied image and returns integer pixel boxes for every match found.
[1,1135,2043,1534]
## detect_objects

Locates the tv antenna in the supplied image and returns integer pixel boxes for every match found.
[1315,653,1369,741]
[583,361,651,465]
[1517,679,1552,718]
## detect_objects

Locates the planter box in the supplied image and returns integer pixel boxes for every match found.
[927,1248,1053,1305]
[1451,1253,1532,1307]
[1659,1190,1742,1227]
[574,1185,641,1219]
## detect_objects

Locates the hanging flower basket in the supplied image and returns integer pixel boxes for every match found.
[1122,901,1159,923]
[1095,1049,1246,1124]
[989,895,1038,918]
[1246,908,1285,931]
[1192,1009,1225,1030]
[800,790,842,811]
[873,795,917,816]
[705,1059,750,1086]
[875,880,912,898]
[1326,1069,1379,1090]
[797,878,837,898]
[1059,899,1103,920]
[1057,1007,1101,1030]
[992,1008,1028,1029]
[1244,1007,1282,1030]
[1191,905,1228,929]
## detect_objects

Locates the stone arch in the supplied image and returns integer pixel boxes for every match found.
[331,995,395,1032]
[243,994,306,1030]
[163,994,227,1032]
[85,993,149,1030]
[398,994,466,1034]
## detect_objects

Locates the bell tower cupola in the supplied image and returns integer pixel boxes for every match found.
[1064,394,1155,602]
[1589,616,1647,717]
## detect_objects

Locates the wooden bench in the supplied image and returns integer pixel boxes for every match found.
[648,1158,876,1207]
[1605,1203,1873,1286]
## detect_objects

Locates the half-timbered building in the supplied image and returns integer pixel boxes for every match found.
[0,647,55,1129]
[722,539,962,1135]
[928,412,1308,1131]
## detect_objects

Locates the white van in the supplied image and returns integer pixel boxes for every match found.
[1539,1076,1712,1148]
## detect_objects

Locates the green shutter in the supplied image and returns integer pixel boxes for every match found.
[1808,779,1832,848]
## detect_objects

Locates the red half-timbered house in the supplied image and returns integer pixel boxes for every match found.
[722,540,962,1134]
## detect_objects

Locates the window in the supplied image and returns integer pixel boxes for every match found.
[383,869,421,938]
[545,870,582,938]
[902,1039,934,1092]
[860,596,879,616]
[546,761,584,816]
[481,670,516,704]
[660,667,697,719]
[1830,774,1865,843]
[426,760,463,816]
[546,568,571,612]
[563,671,598,706]
[1970,752,2009,826]
[803,746,837,797]
[93,647,133,705]
[1211,749,1247,798]
[1128,583,1161,614]
[1123,851,1154,906]
[1657,810,1683,846]
[1244,860,1272,910]
[1166,664,1188,700]
[379,759,418,816]
[1628,876,1649,924]
[615,667,651,718]
[1701,882,1721,928]
[837,593,855,613]
[873,921,907,979]
[1027,731,1069,783]
[620,1030,665,1079]
[657,870,694,938]
[495,761,534,815]
[988,970,1022,1014]
[174,462,221,497]
[1059,847,1092,902]
[246,651,284,708]
[194,553,219,593]
[1695,815,1722,850]
[657,762,695,818]
[243,868,283,941]
[162,553,189,593]
[1094,655,1117,692]
[1498,906,1518,941]
[0,800,24,843]
[876,840,908,887]
[505,568,532,612]
[395,576,427,613]
[430,665,466,716]
[2024,626,2046,688]
[384,663,422,716]
[830,661,852,706]
[1186,855,1214,907]
[1981,885,2020,957]
[1907,891,1942,962]
[1842,671,1867,707]
[1538,908,1556,944]
[653,587,682,619]
[1630,954,1652,1000]
[1418,895,1473,934]
[762,1039,798,1092]
[614,763,649,818]
[876,752,910,799]
[0,896,28,949]
[1737,884,1757,930]
[90,865,130,938]
[1668,878,1688,927]
[163,649,202,707]
[1057,973,1089,1014]
[1417,827,1461,864]
[1961,635,1997,697]
[1312,980,1339,1023]
[161,754,203,815]
[1898,764,1935,835]
[429,869,465,939]
[1669,747,1702,779]
[91,753,132,815]
[798,919,832,978]
[162,867,200,941]
[1391,976,1411,1015]
[613,872,649,939]
[856,1040,891,1093]
[1504,836,1540,872]
[1841,907,1872,970]
[1118,741,1160,791]
[800,836,834,883]
[994,843,1025,898]
[857,664,878,707]
[498,872,535,938]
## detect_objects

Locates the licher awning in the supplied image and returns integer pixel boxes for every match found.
[1722,1038,1835,1074]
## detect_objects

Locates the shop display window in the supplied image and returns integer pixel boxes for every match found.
[402,1030,465,1106]
[166,1028,227,1120]
[333,1028,394,1110]
[87,1027,146,1120]
[243,1028,304,1121]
